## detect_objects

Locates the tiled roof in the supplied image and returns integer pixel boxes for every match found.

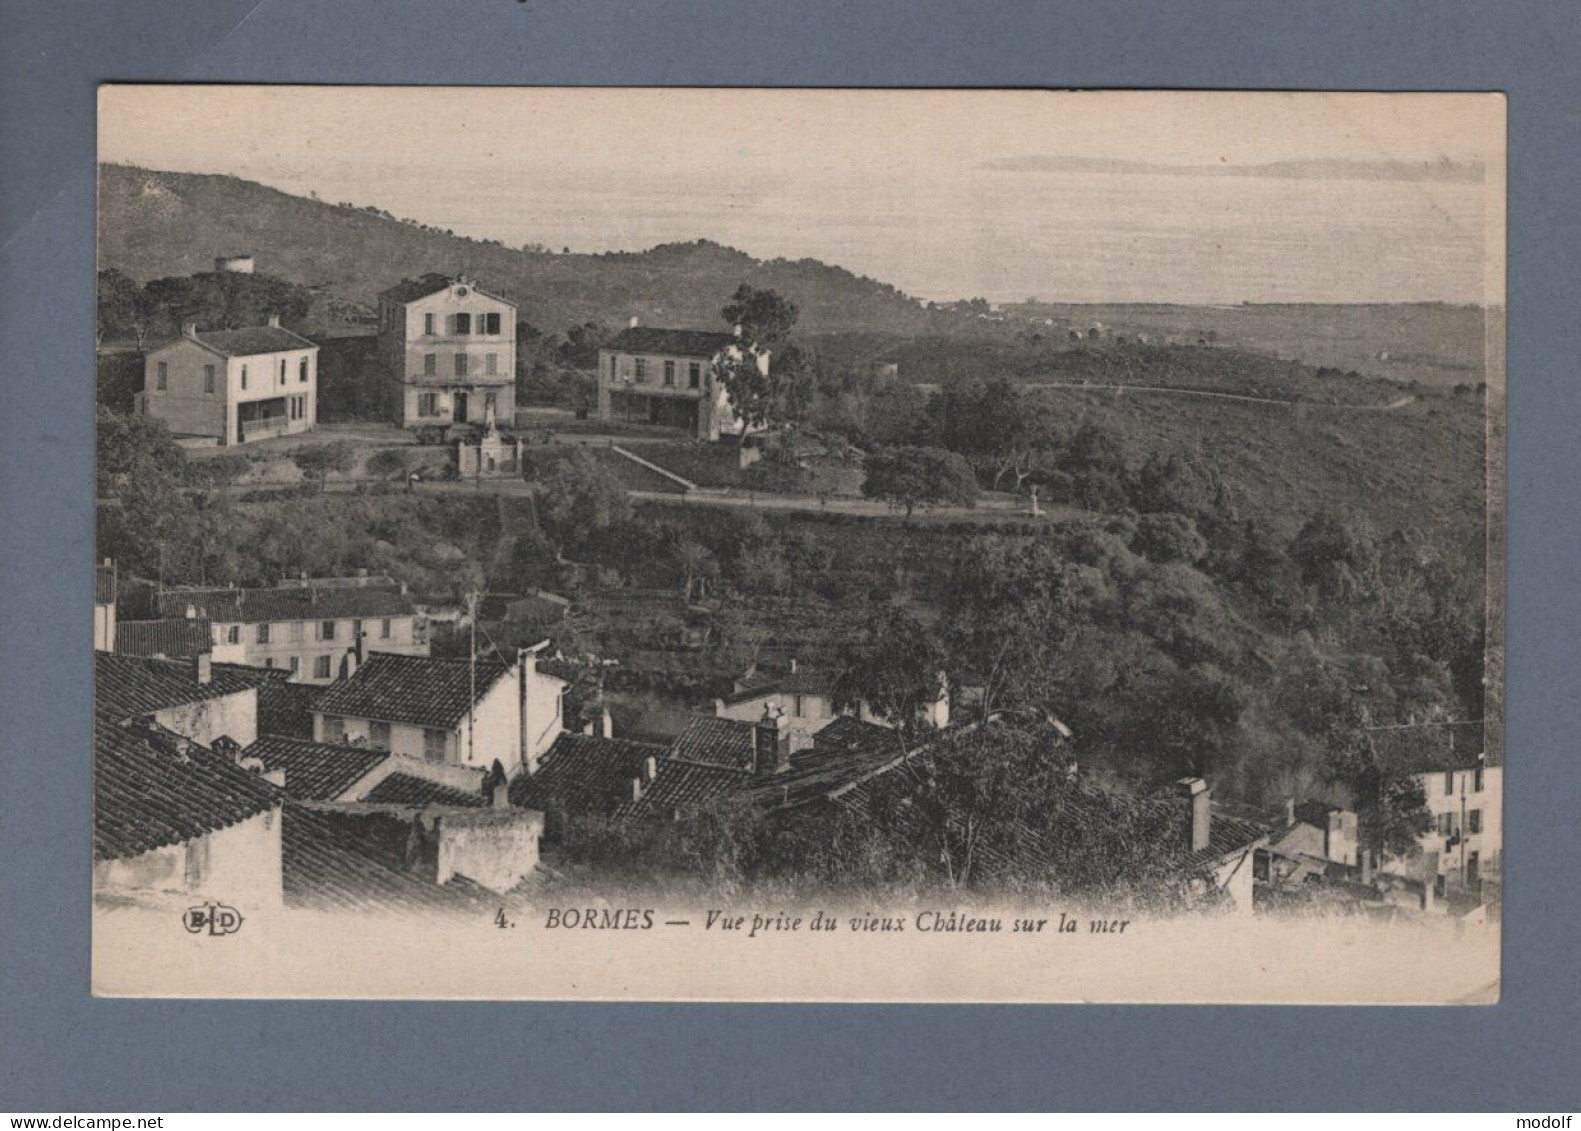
[728,667,837,704]
[745,716,910,810]
[95,564,117,605]
[95,651,268,723]
[670,715,758,770]
[620,760,747,820]
[377,273,515,308]
[360,772,487,808]
[253,677,320,740]
[607,326,739,359]
[1368,721,1488,775]
[313,652,513,730]
[115,618,215,659]
[509,732,667,817]
[281,805,493,913]
[156,584,415,625]
[190,325,317,358]
[242,734,387,801]
[95,717,282,861]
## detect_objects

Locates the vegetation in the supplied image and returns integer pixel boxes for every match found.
[860,446,978,518]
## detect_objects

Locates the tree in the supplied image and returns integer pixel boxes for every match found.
[673,538,720,602]
[721,285,798,349]
[712,349,777,435]
[290,441,357,494]
[97,268,153,348]
[834,609,948,740]
[860,446,978,518]
[530,448,633,556]
[1131,513,1208,565]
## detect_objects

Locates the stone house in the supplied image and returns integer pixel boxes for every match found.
[596,321,769,440]
[377,273,517,429]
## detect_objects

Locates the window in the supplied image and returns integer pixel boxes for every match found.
[485,353,498,375]
[419,392,438,417]
[1468,809,1482,834]
[484,391,497,417]
[454,353,469,377]
[1467,851,1480,884]
[454,313,471,335]
[688,361,701,388]
[280,359,287,385]
[1473,767,1484,792]
[610,356,619,381]
[288,655,300,674]
[240,365,248,390]
[485,312,501,335]
[320,620,336,641]
[1438,812,1453,836]
[413,618,428,645]
[634,357,647,383]
[256,623,270,644]
[290,622,304,642]
[263,657,275,669]
[1434,873,1447,899]
[227,625,241,644]
[423,728,447,761]
[369,720,392,751]
[322,714,344,742]
[793,694,804,718]
[663,360,676,386]
[203,364,215,394]
[424,312,435,336]
[156,362,168,391]
[299,358,309,383]
[423,353,437,376]
[314,654,332,680]
[380,618,392,639]
[1444,772,1455,796]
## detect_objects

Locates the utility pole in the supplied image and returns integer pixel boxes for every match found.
[467,590,478,766]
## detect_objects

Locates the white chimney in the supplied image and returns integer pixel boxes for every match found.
[1177,778,1211,854]
[643,755,658,785]
[193,653,213,686]
[598,706,614,739]
[267,313,281,328]
[1285,797,1297,826]
[629,315,640,329]
[181,321,198,339]
[732,323,743,339]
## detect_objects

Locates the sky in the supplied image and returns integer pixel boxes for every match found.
[98,88,1505,305]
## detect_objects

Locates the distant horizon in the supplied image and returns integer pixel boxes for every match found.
[98,88,1504,307]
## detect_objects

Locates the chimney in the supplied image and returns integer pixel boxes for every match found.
[753,705,792,776]
[181,320,199,339]
[1176,777,1211,854]
[340,647,359,681]
[643,755,658,785]
[484,760,510,809]
[628,315,640,329]
[598,706,614,739]
[1285,797,1296,826]
[732,322,744,339]
[789,657,798,674]
[631,776,644,803]
[267,313,281,328]
[193,652,213,686]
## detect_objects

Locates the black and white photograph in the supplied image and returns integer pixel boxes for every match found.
[90,86,1504,1002]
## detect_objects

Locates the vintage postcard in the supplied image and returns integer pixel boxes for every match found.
[92,87,1504,1002]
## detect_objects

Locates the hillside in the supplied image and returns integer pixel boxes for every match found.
[97,164,947,336]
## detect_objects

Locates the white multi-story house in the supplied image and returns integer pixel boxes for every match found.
[596,321,769,440]
[310,645,566,778]
[140,317,318,445]
[376,274,517,429]
[1373,722,1500,905]
[157,582,426,684]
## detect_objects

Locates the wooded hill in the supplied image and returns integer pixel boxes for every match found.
[97,164,947,336]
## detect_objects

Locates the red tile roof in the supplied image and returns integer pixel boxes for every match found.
[509,732,667,817]
[156,584,415,625]
[620,761,748,820]
[360,772,487,808]
[115,618,215,660]
[1368,721,1488,775]
[242,735,387,802]
[95,718,281,861]
[190,325,317,358]
[95,651,269,723]
[670,715,759,770]
[313,652,514,730]
[606,326,739,359]
[281,805,494,913]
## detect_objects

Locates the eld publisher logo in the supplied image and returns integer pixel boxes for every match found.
[183,903,244,936]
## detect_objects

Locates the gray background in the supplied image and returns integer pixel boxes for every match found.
[2,0,1577,1111]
